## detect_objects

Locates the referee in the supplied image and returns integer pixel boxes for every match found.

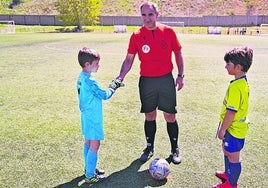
[115,1,185,164]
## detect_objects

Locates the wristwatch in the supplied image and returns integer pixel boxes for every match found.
[178,74,184,78]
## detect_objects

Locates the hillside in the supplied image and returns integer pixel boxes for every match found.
[0,0,267,16]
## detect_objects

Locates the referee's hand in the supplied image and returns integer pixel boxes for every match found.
[176,76,184,91]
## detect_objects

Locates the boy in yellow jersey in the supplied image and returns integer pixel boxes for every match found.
[214,47,253,188]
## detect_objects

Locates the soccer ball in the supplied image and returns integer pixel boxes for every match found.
[149,158,170,180]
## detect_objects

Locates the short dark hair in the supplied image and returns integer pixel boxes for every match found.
[78,47,100,68]
[224,46,253,72]
[140,1,158,13]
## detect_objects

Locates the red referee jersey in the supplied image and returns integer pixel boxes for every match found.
[127,24,182,77]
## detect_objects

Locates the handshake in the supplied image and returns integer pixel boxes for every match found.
[109,78,125,91]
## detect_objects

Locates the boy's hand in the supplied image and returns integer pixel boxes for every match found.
[109,79,125,90]
[218,129,226,140]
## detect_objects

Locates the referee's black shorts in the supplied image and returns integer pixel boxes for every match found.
[138,72,177,114]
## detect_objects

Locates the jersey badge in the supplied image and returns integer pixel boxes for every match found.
[142,45,150,53]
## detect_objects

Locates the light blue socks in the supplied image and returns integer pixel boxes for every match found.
[85,148,98,178]
[83,144,89,171]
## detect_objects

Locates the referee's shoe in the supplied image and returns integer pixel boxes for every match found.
[170,148,181,164]
[140,147,154,162]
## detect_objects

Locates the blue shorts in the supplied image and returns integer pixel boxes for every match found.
[223,131,245,152]
[81,111,104,141]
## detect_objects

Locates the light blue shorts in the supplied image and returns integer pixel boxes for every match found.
[223,131,245,152]
[81,111,104,141]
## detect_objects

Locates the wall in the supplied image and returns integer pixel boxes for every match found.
[0,14,62,25]
[0,14,267,26]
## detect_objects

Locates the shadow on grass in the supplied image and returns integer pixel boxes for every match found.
[55,159,167,188]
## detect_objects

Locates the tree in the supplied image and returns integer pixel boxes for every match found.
[57,0,102,31]
[8,0,21,9]
[13,0,21,4]
[242,0,259,15]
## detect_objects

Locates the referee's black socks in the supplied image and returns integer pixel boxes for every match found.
[167,121,179,152]
[144,120,156,149]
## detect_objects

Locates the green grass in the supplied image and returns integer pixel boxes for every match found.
[10,25,265,36]
[0,31,267,188]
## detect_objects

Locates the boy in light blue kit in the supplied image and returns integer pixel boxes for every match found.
[214,46,253,188]
[76,47,124,184]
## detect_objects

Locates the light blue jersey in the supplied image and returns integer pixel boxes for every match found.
[77,71,114,140]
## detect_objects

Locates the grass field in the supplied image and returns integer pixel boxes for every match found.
[0,31,267,188]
